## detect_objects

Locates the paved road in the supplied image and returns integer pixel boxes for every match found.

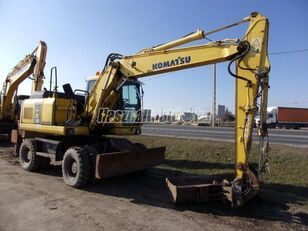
[141,124,308,146]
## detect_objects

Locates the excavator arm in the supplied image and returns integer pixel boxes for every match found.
[0,41,47,121]
[87,12,270,206]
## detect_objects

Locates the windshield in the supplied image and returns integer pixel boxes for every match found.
[120,82,142,123]
[121,83,141,110]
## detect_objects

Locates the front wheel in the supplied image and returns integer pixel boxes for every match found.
[19,139,41,171]
[62,147,90,188]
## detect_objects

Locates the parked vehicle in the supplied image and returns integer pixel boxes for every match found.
[256,107,308,129]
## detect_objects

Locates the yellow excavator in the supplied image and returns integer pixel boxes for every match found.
[0,41,47,135]
[11,12,270,207]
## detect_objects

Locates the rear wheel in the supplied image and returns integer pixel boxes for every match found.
[62,147,90,188]
[19,139,41,171]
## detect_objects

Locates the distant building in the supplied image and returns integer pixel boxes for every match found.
[159,115,175,123]
[142,109,151,123]
[218,105,226,119]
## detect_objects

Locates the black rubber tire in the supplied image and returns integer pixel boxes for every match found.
[84,145,99,184]
[40,157,51,169]
[62,147,90,188]
[19,139,41,171]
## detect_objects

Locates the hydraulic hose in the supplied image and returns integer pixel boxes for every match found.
[227,41,252,84]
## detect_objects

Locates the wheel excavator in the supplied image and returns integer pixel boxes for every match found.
[0,41,47,135]
[11,12,270,207]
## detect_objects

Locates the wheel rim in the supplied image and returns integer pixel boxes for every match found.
[20,147,31,165]
[64,155,78,179]
[71,162,78,174]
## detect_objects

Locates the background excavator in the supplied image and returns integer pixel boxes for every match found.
[11,12,270,207]
[0,41,47,135]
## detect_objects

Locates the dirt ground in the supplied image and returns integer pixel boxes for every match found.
[0,139,307,231]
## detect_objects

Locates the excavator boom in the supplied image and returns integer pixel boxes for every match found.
[0,41,47,125]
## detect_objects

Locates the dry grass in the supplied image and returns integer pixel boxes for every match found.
[127,135,308,209]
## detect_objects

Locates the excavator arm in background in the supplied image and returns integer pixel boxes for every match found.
[0,41,47,122]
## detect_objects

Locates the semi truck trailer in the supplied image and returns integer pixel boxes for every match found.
[256,107,308,129]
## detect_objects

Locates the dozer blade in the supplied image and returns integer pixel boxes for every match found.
[166,176,232,205]
[95,147,165,179]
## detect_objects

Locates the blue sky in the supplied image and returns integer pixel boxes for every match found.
[0,0,307,113]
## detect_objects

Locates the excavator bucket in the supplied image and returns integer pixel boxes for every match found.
[95,138,165,179]
[166,176,232,205]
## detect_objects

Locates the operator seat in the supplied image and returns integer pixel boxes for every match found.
[63,83,75,99]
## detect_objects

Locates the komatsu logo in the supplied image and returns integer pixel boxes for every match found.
[152,56,191,70]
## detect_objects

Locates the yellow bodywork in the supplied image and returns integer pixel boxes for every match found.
[19,123,89,136]
[234,15,270,179]
[21,98,73,125]
[20,97,89,136]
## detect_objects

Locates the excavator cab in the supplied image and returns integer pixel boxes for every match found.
[86,75,144,126]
